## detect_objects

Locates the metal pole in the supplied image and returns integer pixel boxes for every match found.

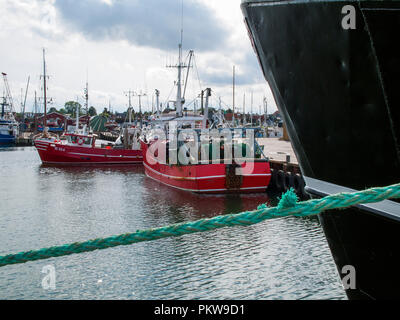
[232,65,235,126]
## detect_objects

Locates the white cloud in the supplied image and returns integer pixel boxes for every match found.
[0,0,277,114]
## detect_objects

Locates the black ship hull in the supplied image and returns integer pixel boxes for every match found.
[241,0,400,299]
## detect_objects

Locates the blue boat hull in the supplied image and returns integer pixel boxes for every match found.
[0,134,16,144]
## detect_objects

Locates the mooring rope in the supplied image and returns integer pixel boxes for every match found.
[1,183,399,268]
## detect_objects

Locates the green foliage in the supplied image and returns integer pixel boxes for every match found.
[88,106,97,116]
[64,101,82,116]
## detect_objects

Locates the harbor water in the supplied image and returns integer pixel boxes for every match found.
[0,147,346,300]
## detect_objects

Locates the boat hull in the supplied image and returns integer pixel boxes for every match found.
[242,0,400,299]
[34,139,143,165]
[0,134,16,145]
[141,140,271,194]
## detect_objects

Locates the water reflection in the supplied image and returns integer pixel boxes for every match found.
[0,148,346,300]
[142,176,273,220]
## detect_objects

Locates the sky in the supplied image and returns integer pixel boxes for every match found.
[0,0,277,115]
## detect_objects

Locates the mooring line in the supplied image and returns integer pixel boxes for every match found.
[1,183,399,268]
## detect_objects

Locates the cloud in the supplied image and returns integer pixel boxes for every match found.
[53,0,228,52]
[195,50,264,87]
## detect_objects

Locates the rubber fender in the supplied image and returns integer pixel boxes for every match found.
[276,170,286,192]
[284,171,295,191]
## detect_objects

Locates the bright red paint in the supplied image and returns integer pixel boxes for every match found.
[34,134,142,165]
[141,140,271,194]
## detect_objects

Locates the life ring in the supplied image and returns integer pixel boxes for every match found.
[78,138,84,145]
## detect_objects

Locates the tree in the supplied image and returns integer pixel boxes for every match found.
[48,107,58,113]
[101,108,110,117]
[88,106,97,117]
[64,101,82,116]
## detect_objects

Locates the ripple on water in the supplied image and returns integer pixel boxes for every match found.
[0,147,346,300]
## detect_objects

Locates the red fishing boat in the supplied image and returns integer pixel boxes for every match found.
[35,132,143,165]
[141,42,271,194]
[33,50,142,166]
[141,137,271,194]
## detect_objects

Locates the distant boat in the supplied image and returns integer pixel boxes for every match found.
[0,94,18,145]
[33,49,143,165]
[34,131,142,165]
[0,118,18,145]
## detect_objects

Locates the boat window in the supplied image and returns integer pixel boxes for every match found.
[67,135,92,145]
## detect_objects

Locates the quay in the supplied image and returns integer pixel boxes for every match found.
[15,132,33,147]
[257,138,307,197]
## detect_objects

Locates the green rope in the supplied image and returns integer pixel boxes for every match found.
[1,183,399,268]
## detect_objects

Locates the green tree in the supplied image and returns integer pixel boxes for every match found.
[88,106,97,116]
[48,107,58,113]
[64,101,82,117]
[101,108,110,117]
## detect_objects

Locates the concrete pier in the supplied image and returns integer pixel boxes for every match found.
[257,137,298,165]
[257,137,308,198]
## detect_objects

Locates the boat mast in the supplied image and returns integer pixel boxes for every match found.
[133,91,146,128]
[155,89,160,120]
[263,96,268,126]
[21,76,30,133]
[75,99,80,133]
[176,43,184,117]
[243,93,246,125]
[84,73,89,130]
[202,88,211,129]
[124,90,134,124]
[34,91,38,132]
[251,91,254,126]
[232,65,235,126]
[1,95,6,118]
[175,0,185,117]
[42,49,47,130]
[1,72,14,118]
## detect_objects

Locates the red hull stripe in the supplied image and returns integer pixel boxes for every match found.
[145,171,268,193]
[143,163,226,180]
[143,162,270,180]
[35,140,143,164]
[43,161,142,165]
[68,152,141,159]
